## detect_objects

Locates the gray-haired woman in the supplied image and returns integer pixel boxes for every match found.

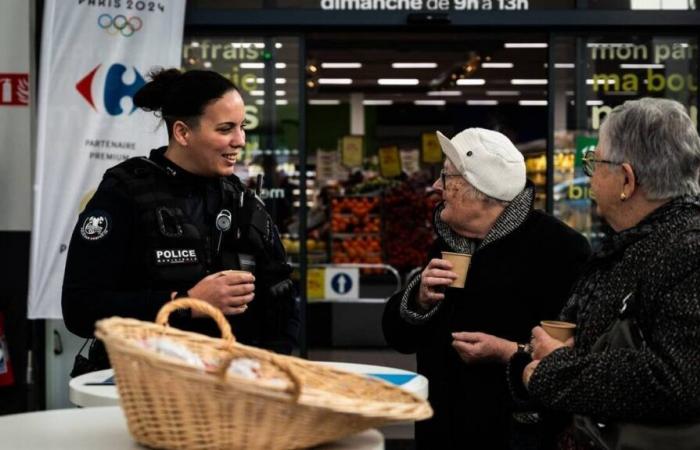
[510,97,700,449]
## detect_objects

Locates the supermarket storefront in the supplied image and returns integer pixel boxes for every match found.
[183,0,699,353]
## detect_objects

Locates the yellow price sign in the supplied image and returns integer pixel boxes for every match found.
[379,146,402,178]
[422,132,443,164]
[340,135,364,168]
[307,268,325,300]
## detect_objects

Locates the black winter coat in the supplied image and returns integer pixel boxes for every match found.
[383,208,591,449]
[526,196,700,424]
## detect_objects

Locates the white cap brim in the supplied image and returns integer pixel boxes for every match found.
[436,130,463,173]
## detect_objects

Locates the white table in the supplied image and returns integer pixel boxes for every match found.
[314,361,428,400]
[0,407,384,450]
[69,369,119,407]
[69,362,427,408]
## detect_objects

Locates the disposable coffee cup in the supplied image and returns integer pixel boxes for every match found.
[540,320,576,342]
[441,251,471,288]
[218,270,251,278]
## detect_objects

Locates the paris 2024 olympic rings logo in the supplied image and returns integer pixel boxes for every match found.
[97,14,142,37]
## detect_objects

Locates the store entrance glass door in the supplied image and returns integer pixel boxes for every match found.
[303,32,550,348]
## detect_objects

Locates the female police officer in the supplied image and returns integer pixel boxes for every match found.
[62,69,299,370]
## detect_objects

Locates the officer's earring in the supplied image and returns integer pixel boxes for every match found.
[620,192,627,201]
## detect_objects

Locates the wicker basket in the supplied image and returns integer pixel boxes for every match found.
[95,298,432,450]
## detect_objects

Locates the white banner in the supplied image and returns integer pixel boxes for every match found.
[28,0,186,319]
[0,0,32,231]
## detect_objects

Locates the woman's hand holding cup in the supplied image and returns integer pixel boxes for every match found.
[530,325,574,360]
[417,258,458,310]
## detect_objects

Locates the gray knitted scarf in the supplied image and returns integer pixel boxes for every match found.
[434,185,535,253]
[400,186,535,324]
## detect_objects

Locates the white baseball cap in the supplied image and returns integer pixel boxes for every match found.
[436,127,526,201]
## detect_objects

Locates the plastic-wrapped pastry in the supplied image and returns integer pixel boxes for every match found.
[227,357,262,379]
[141,337,205,370]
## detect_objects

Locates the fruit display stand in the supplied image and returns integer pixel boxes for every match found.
[330,194,383,274]
[281,234,328,265]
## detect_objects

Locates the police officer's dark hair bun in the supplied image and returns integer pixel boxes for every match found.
[134,68,239,136]
[133,68,181,112]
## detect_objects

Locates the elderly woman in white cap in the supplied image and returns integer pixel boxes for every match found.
[383,127,591,449]
[510,98,700,450]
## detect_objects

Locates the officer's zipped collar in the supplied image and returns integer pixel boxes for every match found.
[149,146,212,184]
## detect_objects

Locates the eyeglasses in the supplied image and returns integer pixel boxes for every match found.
[440,169,462,187]
[582,149,623,177]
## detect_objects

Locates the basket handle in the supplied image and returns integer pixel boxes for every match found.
[216,348,303,402]
[155,298,234,342]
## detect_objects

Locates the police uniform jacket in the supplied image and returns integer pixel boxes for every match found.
[62,148,299,365]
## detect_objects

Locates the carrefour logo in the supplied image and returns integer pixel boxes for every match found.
[75,63,145,115]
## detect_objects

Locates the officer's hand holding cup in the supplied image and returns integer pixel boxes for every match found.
[186,270,255,316]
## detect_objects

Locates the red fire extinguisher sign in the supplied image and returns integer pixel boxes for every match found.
[0,311,15,386]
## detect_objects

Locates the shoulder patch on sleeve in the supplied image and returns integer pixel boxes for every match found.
[80,210,111,241]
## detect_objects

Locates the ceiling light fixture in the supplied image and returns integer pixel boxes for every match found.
[363,100,393,105]
[481,62,513,68]
[519,100,548,106]
[511,79,548,85]
[586,79,617,85]
[322,62,363,69]
[318,78,353,85]
[619,63,665,69]
[504,43,548,48]
[486,90,520,96]
[240,63,265,69]
[586,43,635,48]
[414,100,446,106]
[456,79,486,86]
[427,90,462,96]
[378,78,420,85]
[309,99,341,105]
[253,79,286,86]
[467,100,499,105]
[392,62,437,69]
[306,63,318,75]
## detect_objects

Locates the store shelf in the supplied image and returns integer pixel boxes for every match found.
[332,213,380,218]
[332,233,381,238]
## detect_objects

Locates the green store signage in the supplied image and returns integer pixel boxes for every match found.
[575,135,597,168]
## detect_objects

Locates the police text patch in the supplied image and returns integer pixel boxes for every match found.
[80,212,110,241]
[154,249,199,265]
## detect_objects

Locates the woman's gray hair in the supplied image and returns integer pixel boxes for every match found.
[600,97,700,200]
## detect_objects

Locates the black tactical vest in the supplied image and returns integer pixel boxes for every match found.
[105,156,295,349]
